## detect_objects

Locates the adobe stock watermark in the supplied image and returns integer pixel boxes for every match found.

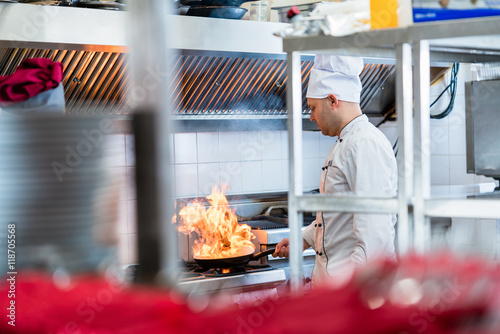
[404,278,468,334]
[127,64,169,110]
[200,131,278,195]
[224,296,284,334]
[7,4,58,49]
[51,119,115,183]
[54,271,125,334]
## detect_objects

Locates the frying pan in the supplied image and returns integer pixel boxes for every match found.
[186,6,247,19]
[182,0,254,7]
[194,248,276,270]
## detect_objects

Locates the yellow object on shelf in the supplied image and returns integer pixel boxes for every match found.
[370,0,413,29]
[370,0,399,29]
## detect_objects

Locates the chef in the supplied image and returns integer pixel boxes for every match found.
[272,55,398,286]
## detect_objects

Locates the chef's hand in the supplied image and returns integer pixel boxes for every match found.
[273,238,290,258]
[273,238,312,258]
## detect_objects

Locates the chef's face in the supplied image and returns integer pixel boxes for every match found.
[308,95,338,137]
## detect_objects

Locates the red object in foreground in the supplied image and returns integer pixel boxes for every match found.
[1,253,500,333]
[0,58,63,107]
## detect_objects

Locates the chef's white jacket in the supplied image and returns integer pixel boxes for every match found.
[302,114,397,285]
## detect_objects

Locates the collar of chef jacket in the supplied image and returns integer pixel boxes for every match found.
[339,114,368,140]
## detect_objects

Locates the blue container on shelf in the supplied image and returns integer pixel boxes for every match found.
[413,0,500,23]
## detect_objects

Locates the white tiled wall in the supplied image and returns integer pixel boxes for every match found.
[113,64,499,265]
[114,129,326,265]
[427,64,498,259]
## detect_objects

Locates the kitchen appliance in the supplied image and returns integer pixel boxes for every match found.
[194,248,275,269]
[182,0,254,19]
[466,79,500,188]
[185,6,247,19]
[176,192,317,285]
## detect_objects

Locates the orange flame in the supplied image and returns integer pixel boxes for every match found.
[175,186,255,259]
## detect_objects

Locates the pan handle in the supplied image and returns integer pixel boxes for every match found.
[251,248,276,261]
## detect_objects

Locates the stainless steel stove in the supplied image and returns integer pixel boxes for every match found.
[174,192,316,294]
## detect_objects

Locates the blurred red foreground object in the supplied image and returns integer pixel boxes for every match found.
[1,253,500,333]
[0,58,63,107]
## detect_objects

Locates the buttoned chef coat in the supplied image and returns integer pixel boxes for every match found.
[302,114,398,285]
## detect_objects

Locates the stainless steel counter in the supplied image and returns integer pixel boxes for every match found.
[176,268,287,295]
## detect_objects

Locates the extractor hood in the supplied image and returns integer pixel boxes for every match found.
[0,3,396,131]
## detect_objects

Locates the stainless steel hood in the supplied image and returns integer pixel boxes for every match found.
[0,3,396,131]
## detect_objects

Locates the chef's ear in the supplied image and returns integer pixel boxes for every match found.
[327,94,338,108]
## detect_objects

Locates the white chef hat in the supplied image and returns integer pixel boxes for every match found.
[306,55,364,103]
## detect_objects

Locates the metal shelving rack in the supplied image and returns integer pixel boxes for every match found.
[283,16,500,291]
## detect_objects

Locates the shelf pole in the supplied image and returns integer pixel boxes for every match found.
[396,43,413,255]
[286,51,304,292]
[413,40,431,253]
[129,0,178,286]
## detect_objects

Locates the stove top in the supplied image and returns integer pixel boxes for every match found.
[187,263,274,277]
[125,263,286,294]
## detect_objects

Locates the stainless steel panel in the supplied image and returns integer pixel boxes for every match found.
[296,195,398,214]
[465,80,500,180]
[396,43,413,254]
[176,269,286,295]
[413,40,431,253]
[0,49,394,120]
[425,199,500,219]
[287,51,304,292]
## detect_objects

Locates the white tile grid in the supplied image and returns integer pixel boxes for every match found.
[126,167,136,200]
[449,155,475,185]
[174,132,197,164]
[302,131,320,158]
[117,234,129,264]
[475,219,497,259]
[281,159,290,189]
[450,218,475,246]
[447,94,466,127]
[128,233,138,264]
[241,131,263,161]
[448,125,467,156]
[220,161,242,194]
[430,155,450,185]
[125,134,135,167]
[127,200,137,234]
[104,134,126,167]
[198,163,221,196]
[174,164,198,197]
[262,160,284,192]
[430,185,450,198]
[197,132,220,163]
[220,132,241,162]
[429,125,449,156]
[281,132,289,160]
[111,166,127,201]
[116,199,128,235]
[241,161,263,193]
[303,157,321,191]
[261,131,283,160]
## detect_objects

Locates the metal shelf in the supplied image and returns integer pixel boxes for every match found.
[296,195,398,214]
[283,16,500,63]
[0,3,289,55]
[425,199,500,219]
[283,17,500,290]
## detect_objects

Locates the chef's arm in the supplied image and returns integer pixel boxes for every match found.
[345,139,397,266]
[302,220,316,251]
[272,236,312,258]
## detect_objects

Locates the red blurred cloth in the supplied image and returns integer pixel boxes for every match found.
[1,253,499,334]
[0,58,63,107]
